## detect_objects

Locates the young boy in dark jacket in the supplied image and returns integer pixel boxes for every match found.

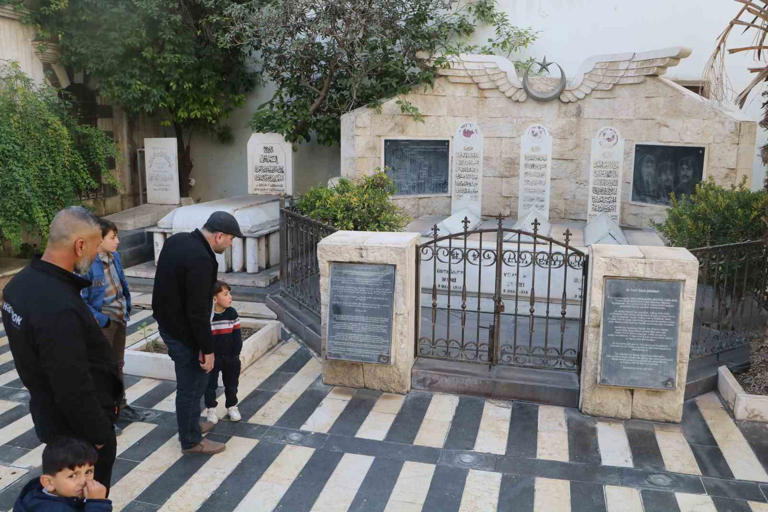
[14,437,111,511]
[204,281,243,423]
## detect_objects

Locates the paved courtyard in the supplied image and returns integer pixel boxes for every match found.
[0,316,767,512]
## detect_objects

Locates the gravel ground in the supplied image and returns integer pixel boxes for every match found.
[736,336,768,395]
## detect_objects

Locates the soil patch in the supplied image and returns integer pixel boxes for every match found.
[241,327,258,340]
[736,336,768,395]
[141,338,168,354]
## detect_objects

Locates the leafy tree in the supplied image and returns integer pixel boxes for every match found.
[0,62,117,251]
[296,172,409,231]
[222,0,537,145]
[654,179,767,249]
[24,0,258,195]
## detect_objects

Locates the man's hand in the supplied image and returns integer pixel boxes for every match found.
[84,479,107,500]
[200,353,214,373]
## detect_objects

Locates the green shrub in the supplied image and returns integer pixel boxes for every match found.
[654,178,767,248]
[0,62,117,251]
[296,172,410,231]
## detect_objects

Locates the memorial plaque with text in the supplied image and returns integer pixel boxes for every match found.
[587,127,624,222]
[600,278,682,389]
[451,122,483,216]
[518,124,552,221]
[247,133,293,196]
[144,138,180,205]
[327,263,396,364]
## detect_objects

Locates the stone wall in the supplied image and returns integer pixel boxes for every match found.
[341,76,756,228]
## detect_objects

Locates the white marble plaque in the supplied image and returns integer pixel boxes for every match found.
[144,138,180,205]
[451,122,483,216]
[247,133,293,196]
[518,125,552,222]
[587,127,624,222]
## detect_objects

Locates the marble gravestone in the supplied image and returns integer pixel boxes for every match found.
[518,124,552,222]
[247,133,293,196]
[144,138,181,205]
[587,127,624,223]
[451,122,483,217]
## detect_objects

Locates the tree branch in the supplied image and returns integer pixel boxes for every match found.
[308,59,336,115]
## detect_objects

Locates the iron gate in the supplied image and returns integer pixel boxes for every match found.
[416,216,588,371]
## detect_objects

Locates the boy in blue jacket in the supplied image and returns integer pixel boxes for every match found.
[81,219,142,424]
[14,437,111,511]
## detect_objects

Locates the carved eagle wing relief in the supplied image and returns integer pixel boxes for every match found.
[433,47,691,103]
[436,53,528,101]
[560,47,692,102]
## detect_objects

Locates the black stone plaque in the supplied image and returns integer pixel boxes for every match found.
[631,144,704,206]
[384,139,450,195]
[599,278,682,389]
[327,262,396,364]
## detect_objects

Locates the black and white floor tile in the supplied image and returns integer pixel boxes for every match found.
[0,326,767,511]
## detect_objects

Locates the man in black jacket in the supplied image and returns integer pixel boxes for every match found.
[1,207,122,490]
[152,211,242,454]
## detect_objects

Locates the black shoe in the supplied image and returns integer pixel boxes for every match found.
[114,424,122,437]
[120,405,148,422]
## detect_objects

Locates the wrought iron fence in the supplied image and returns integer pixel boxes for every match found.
[279,206,337,315]
[689,240,768,360]
[416,216,588,371]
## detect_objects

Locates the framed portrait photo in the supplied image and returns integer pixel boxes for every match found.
[631,144,705,206]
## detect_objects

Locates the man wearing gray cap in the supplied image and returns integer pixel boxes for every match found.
[152,211,243,454]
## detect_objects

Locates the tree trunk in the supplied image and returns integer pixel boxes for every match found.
[173,123,193,197]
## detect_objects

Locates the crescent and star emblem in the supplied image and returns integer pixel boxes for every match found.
[522,56,567,102]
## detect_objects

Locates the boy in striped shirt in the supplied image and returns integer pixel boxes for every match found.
[204,281,243,423]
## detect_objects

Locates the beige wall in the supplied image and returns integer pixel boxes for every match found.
[341,76,756,229]
[0,9,44,83]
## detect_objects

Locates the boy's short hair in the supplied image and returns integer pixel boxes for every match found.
[98,218,118,238]
[42,438,98,475]
[212,280,231,296]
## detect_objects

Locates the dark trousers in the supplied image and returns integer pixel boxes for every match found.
[204,356,241,409]
[161,330,208,450]
[102,320,127,408]
[94,431,117,492]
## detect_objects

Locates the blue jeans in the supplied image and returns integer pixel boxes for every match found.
[161,330,209,449]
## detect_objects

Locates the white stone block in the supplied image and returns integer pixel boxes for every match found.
[435,208,481,236]
[215,250,227,272]
[232,237,245,272]
[153,232,165,265]
[246,237,259,273]
[584,213,628,246]
[268,232,280,268]
[257,238,267,271]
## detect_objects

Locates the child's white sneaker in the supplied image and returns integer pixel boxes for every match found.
[205,408,219,424]
[227,406,241,422]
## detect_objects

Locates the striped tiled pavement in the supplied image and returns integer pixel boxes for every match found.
[0,335,765,511]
